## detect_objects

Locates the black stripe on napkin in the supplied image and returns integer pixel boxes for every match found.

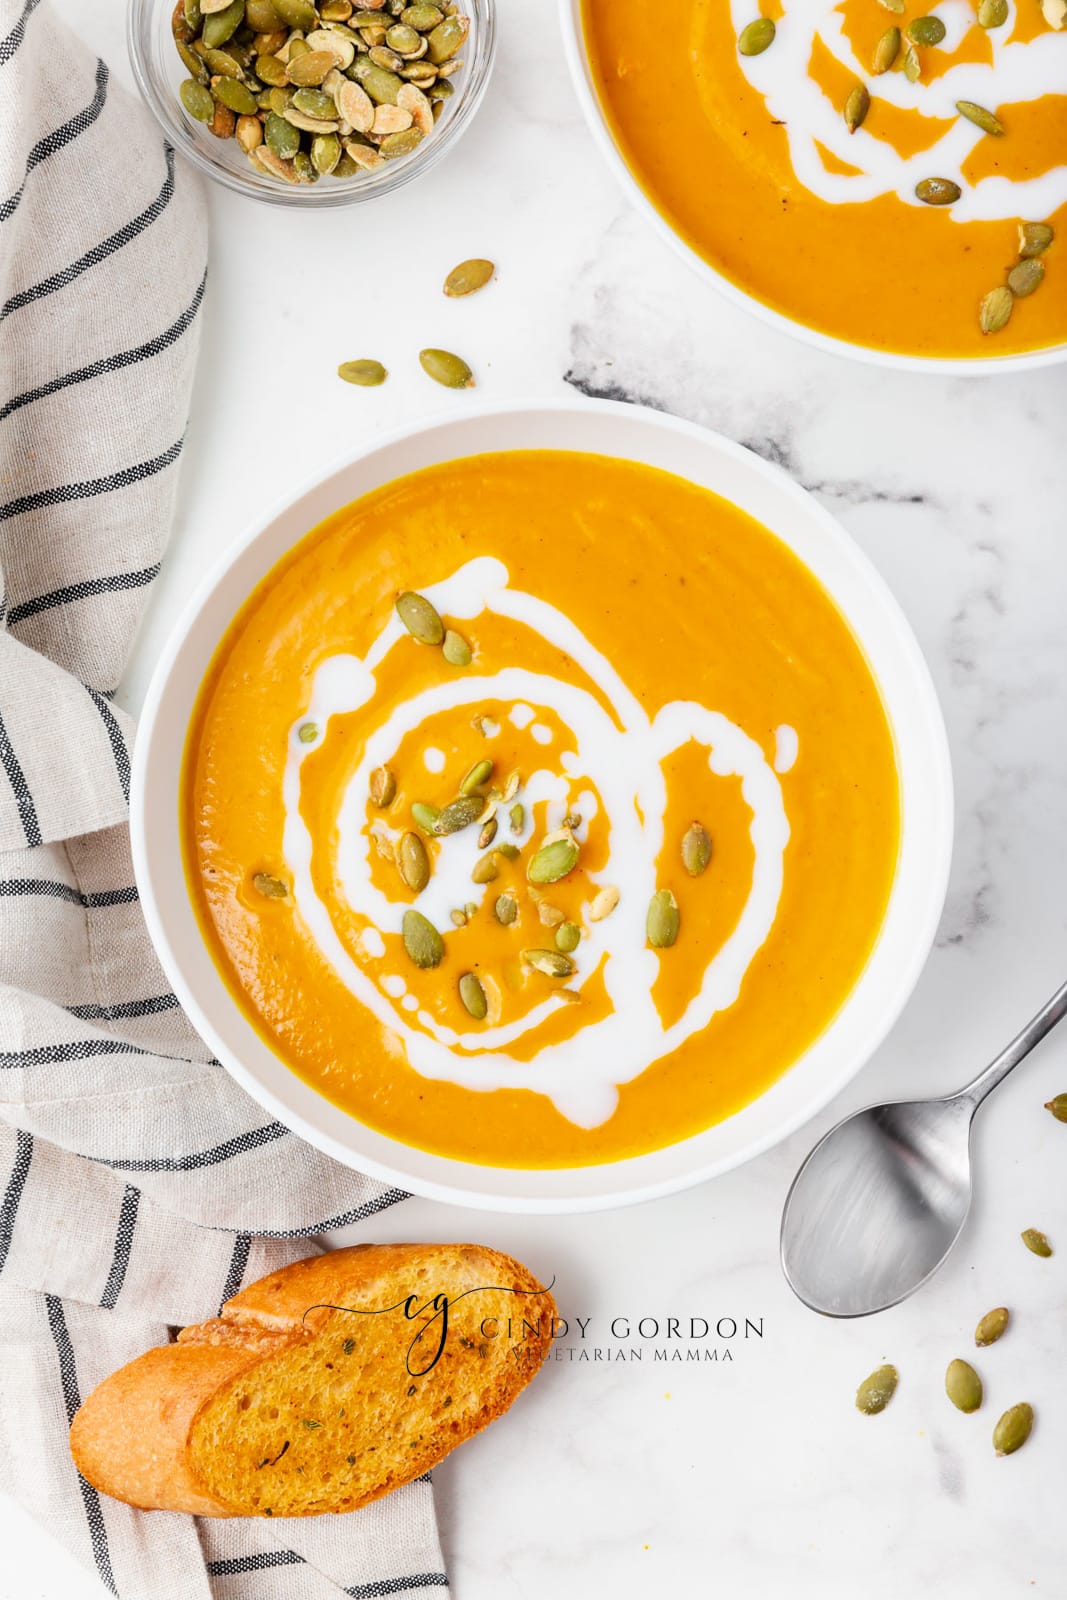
[99,1185,139,1310]
[0,1038,144,1069]
[67,993,178,1022]
[0,1129,33,1273]
[8,564,160,624]
[0,878,138,907]
[0,710,42,847]
[0,436,183,524]
[206,1552,305,1576]
[44,1295,118,1595]
[258,1188,409,1237]
[86,686,130,804]
[0,142,176,323]
[0,58,109,224]
[0,0,44,65]
[219,1232,252,1311]
[345,1576,450,1598]
[0,267,206,425]
[96,1122,290,1173]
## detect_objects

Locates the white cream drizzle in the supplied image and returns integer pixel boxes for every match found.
[730,0,1067,221]
[281,559,793,1130]
[774,724,800,774]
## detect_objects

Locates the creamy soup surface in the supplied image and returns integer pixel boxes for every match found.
[185,450,901,1168]
[582,0,1066,358]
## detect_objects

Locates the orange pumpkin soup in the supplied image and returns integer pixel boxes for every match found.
[184,450,900,1168]
[581,0,1066,359]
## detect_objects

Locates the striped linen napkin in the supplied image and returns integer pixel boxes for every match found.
[0,4,448,1595]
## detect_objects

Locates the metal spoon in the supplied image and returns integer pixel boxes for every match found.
[780,979,1067,1317]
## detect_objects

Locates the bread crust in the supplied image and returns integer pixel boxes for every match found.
[70,1242,554,1517]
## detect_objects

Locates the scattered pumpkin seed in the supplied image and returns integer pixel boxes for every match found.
[537,900,565,928]
[993,1402,1033,1456]
[450,908,467,927]
[681,822,712,877]
[401,908,443,968]
[590,885,619,921]
[463,900,477,919]
[419,347,474,388]
[478,817,498,850]
[369,766,396,807]
[844,83,869,133]
[444,258,495,297]
[253,871,289,900]
[494,891,518,925]
[647,889,679,949]
[737,17,775,54]
[398,831,430,892]
[470,852,500,884]
[339,358,387,386]
[1008,258,1044,296]
[180,77,216,121]
[979,285,1013,333]
[495,841,519,862]
[298,721,318,743]
[556,922,581,954]
[978,0,1008,22]
[458,971,487,1020]
[508,802,525,835]
[872,25,901,73]
[396,590,444,645]
[522,948,574,978]
[1019,221,1054,257]
[460,758,493,795]
[915,176,961,205]
[528,837,579,885]
[876,0,904,10]
[956,100,1003,136]
[442,629,472,667]
[975,1307,1010,1347]
[855,1364,898,1415]
[411,801,440,834]
[436,795,485,835]
[945,1358,983,1414]
[1021,1227,1052,1257]
[1044,1092,1067,1121]
[907,14,946,43]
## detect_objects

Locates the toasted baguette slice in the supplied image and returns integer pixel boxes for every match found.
[70,1242,554,1517]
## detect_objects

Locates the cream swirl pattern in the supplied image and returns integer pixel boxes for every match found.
[281,558,793,1130]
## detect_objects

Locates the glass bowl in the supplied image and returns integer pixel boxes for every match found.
[128,0,495,208]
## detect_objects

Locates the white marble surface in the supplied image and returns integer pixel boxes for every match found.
[4,1,1067,1595]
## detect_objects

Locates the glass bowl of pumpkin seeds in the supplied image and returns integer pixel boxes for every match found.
[129,0,495,205]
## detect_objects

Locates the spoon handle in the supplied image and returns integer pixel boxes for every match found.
[956,977,1067,1111]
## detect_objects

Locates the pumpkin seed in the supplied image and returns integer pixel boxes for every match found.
[494,891,518,925]
[956,100,1004,135]
[556,922,581,954]
[442,628,471,666]
[344,139,385,170]
[681,822,712,877]
[309,131,341,171]
[872,26,900,72]
[470,851,500,884]
[444,258,495,297]
[246,0,283,22]
[945,1358,983,1414]
[373,102,414,133]
[380,126,423,157]
[458,971,488,1020]
[975,1306,1010,1347]
[590,884,619,921]
[183,0,204,30]
[291,85,336,116]
[494,841,520,861]
[334,150,360,175]
[1008,258,1044,296]
[978,0,1008,22]
[253,144,298,179]
[844,83,869,133]
[208,100,237,137]
[288,47,338,83]
[396,81,434,132]
[460,759,493,794]
[395,589,444,644]
[876,0,904,10]
[509,802,525,835]
[202,0,245,47]
[339,357,387,385]
[1044,1091,1067,1121]
[738,16,775,54]
[273,0,317,24]
[337,78,375,128]
[537,900,565,928]
[419,347,474,388]
[253,871,289,899]
[902,42,921,80]
[915,176,960,205]
[292,148,318,181]
[428,77,454,101]
[201,0,236,14]
[386,22,421,51]
[176,38,209,79]
[180,77,216,120]
[1019,221,1054,257]
[979,285,1013,333]
[369,765,396,806]
[411,801,440,833]
[478,816,498,849]
[1021,1227,1052,1257]
[231,112,261,152]
[212,75,260,113]
[297,720,318,743]
[435,795,484,835]
[402,908,443,968]
[306,27,356,65]
[647,888,679,949]
[427,12,468,60]
[404,4,442,25]
[265,108,301,153]
[993,1402,1033,1456]
[397,830,430,892]
[450,907,467,926]
[528,837,579,885]
[522,948,574,978]
[351,58,404,102]
[907,14,945,43]
[855,1364,898,1415]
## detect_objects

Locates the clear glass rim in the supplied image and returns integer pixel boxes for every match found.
[127,0,496,210]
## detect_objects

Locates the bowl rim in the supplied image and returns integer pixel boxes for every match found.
[131,396,954,1213]
[126,0,496,210]
[557,0,1067,377]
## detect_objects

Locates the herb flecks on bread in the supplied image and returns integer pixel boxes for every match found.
[70,1242,555,1517]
